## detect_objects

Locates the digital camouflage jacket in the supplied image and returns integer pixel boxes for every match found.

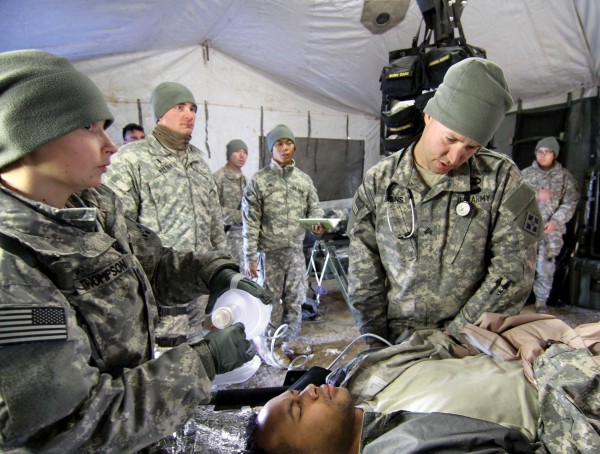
[213,166,247,231]
[242,159,323,264]
[348,145,543,340]
[0,185,233,452]
[105,134,226,253]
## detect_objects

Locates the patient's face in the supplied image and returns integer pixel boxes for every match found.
[256,384,356,453]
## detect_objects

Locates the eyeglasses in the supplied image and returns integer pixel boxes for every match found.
[535,149,554,156]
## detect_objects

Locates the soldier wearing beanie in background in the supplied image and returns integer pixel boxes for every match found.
[348,58,543,347]
[522,137,580,314]
[243,124,325,367]
[0,49,272,452]
[214,139,249,269]
[105,81,227,349]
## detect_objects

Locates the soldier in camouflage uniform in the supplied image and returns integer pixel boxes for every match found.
[105,81,227,347]
[214,139,249,269]
[243,125,325,365]
[348,58,543,346]
[0,50,272,452]
[522,137,580,313]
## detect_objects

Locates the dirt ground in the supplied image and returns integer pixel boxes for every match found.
[237,277,366,390]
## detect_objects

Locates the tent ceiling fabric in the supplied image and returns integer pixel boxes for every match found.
[2,0,599,115]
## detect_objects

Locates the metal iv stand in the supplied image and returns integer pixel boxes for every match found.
[306,240,350,310]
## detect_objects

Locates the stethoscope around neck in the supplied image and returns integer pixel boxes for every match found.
[385,182,474,239]
[385,182,416,239]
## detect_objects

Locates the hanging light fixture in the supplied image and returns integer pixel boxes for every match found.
[360,0,412,34]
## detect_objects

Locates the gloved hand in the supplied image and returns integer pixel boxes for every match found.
[204,323,255,374]
[206,267,273,314]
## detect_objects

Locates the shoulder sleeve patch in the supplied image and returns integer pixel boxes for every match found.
[348,187,375,236]
[523,211,541,236]
[502,181,534,219]
[352,195,365,217]
[503,180,542,239]
[0,306,68,345]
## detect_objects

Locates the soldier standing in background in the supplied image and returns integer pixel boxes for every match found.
[105,81,227,348]
[122,122,145,144]
[214,139,249,269]
[243,124,325,366]
[522,137,580,313]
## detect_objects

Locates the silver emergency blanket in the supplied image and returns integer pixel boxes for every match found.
[149,406,253,454]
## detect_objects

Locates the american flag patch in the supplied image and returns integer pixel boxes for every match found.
[0,307,68,345]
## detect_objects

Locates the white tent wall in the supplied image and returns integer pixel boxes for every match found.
[4,0,600,114]
[74,45,380,208]
[4,0,600,205]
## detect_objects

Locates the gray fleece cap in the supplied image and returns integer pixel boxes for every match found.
[0,49,114,169]
[535,137,560,157]
[267,124,295,152]
[151,81,196,123]
[424,57,513,146]
[226,139,248,160]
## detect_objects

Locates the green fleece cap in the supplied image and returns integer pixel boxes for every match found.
[226,139,248,160]
[424,57,513,146]
[151,81,196,123]
[267,124,295,152]
[0,49,114,170]
[535,137,560,157]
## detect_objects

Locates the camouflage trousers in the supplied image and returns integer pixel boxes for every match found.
[261,247,307,342]
[533,232,564,303]
[534,343,600,453]
[226,227,244,270]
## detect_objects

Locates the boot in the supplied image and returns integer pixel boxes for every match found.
[535,300,549,314]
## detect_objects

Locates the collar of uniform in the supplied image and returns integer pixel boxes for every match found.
[390,143,427,193]
[222,166,245,180]
[143,134,207,166]
[446,160,472,193]
[269,158,296,172]
[532,159,558,173]
[390,144,474,200]
[0,184,97,227]
[0,187,116,259]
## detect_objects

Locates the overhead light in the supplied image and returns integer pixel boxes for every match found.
[361,0,412,34]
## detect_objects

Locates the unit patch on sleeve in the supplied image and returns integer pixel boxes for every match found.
[523,211,541,236]
[0,307,67,345]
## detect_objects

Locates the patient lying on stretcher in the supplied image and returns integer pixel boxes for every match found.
[245,313,600,454]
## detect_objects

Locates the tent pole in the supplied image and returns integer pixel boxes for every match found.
[136,99,143,128]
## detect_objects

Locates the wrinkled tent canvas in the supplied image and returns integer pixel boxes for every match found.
[2,2,600,452]
[2,0,599,204]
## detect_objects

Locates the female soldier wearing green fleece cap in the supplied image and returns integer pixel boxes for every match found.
[522,137,580,314]
[0,49,272,452]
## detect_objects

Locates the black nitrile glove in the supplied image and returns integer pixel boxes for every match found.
[204,323,255,374]
[206,267,273,314]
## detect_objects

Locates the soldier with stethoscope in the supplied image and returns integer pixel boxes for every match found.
[348,58,543,349]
